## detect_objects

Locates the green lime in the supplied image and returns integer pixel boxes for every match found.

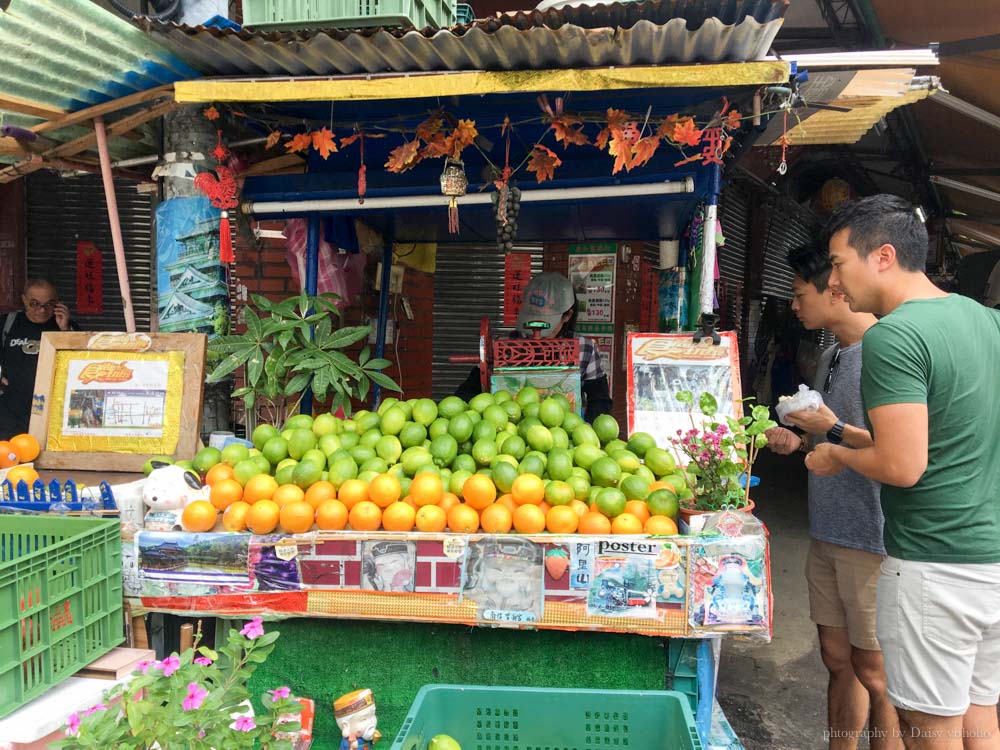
[452,453,477,473]
[522,402,540,420]
[567,474,591,500]
[552,393,572,412]
[491,454,519,470]
[376,435,403,463]
[360,457,389,475]
[492,461,518,493]
[430,434,459,467]
[448,414,474,443]
[605,439,628,455]
[472,419,497,443]
[349,446,377,465]
[501,435,526,460]
[354,411,382,434]
[318,434,342,456]
[661,473,688,494]
[545,480,575,506]
[415,464,441,477]
[525,450,548,468]
[573,444,604,470]
[621,474,652,501]
[301,448,327,468]
[401,446,433,476]
[469,392,495,414]
[593,414,621,445]
[380,406,406,436]
[626,431,657,457]
[312,412,340,437]
[438,396,467,419]
[274,463,296,486]
[550,426,570,450]
[525,424,554,453]
[287,429,317,460]
[647,489,680,519]
[519,454,546,477]
[596,488,627,518]
[356,470,377,484]
[572,424,601,448]
[472,438,497,467]
[399,422,427,449]
[412,398,438,426]
[340,419,356,434]
[588,485,602,504]
[503,400,523,422]
[397,400,413,421]
[399,476,412,497]
[611,449,641,474]
[634,465,656,484]
[252,424,279,450]
[429,417,450,440]
[292,460,323,489]
[377,398,398,416]
[561,412,584,433]
[220,443,250,467]
[231,459,259,486]
[546,449,574,481]
[518,416,542,441]
[515,386,540,407]
[491,389,511,403]
[142,455,174,475]
[359,428,382,449]
[644,447,676,476]
[284,414,314,432]
[449,469,472,496]
[251,454,272,476]
[328,456,360,488]
[338,432,360,450]
[538,397,566,428]
[464,409,482,426]
[591,456,623,487]
[388,463,406,480]
[482,404,508,430]
[174,460,195,472]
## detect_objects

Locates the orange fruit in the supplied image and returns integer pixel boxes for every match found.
[511,474,544,506]
[537,500,551,516]
[181,500,218,532]
[349,500,382,531]
[382,501,416,532]
[272,483,306,508]
[223,501,250,532]
[569,499,589,518]
[9,433,40,463]
[210,478,244,511]
[579,511,612,535]
[243,474,278,504]
[625,500,651,525]
[205,463,235,486]
[512,504,546,534]
[279,500,316,534]
[410,474,444,507]
[415,504,448,532]
[369,474,402,508]
[480,503,513,534]
[447,503,480,533]
[546,505,579,534]
[338,479,370,510]
[462,474,497,510]
[439,492,461,514]
[5,464,39,487]
[315,499,349,530]
[645,515,679,535]
[496,493,518,514]
[648,480,674,493]
[402,495,418,509]
[611,512,644,535]
[0,441,19,468]
[246,499,280,534]
[304,480,337,510]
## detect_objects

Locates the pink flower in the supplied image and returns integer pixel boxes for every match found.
[137,660,154,674]
[66,713,81,736]
[268,686,291,702]
[240,616,265,640]
[183,682,207,711]
[82,704,107,716]
[160,654,181,677]
[234,716,256,732]
[194,656,213,666]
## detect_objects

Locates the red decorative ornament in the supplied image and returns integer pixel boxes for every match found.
[193,130,239,263]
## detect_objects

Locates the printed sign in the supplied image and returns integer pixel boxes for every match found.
[76,242,103,315]
[569,244,616,324]
[503,252,533,326]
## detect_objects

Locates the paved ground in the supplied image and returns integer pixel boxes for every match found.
[717,450,841,750]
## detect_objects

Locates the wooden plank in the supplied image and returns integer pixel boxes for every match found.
[77,648,156,680]
[0,99,179,184]
[0,93,67,119]
[32,84,174,136]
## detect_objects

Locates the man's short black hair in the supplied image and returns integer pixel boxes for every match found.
[824,194,928,272]
[787,244,832,292]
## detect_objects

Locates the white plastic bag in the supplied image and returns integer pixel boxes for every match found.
[775,384,824,426]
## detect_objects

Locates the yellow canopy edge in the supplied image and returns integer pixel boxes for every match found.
[174,62,791,103]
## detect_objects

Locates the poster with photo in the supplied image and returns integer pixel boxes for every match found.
[61,358,170,439]
[626,332,742,454]
[569,244,616,323]
[361,540,417,592]
[585,539,662,619]
[463,537,544,624]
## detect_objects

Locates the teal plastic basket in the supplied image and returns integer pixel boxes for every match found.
[242,0,456,30]
[391,684,703,750]
[455,2,473,23]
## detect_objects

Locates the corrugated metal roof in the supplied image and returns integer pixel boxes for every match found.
[135,0,788,77]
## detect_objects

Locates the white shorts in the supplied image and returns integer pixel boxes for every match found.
[877,556,1000,716]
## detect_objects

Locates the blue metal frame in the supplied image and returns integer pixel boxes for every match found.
[299,215,321,416]
[372,244,394,408]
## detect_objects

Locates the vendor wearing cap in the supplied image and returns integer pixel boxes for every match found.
[456,272,613,423]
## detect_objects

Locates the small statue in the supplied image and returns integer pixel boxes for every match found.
[334,689,381,750]
[141,465,204,531]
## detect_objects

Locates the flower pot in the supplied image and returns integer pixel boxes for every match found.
[678,499,755,533]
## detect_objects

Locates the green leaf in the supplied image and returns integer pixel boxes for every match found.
[243,308,264,340]
[206,346,255,382]
[323,325,371,350]
[251,293,275,312]
[329,351,363,377]
[358,346,371,365]
[675,390,694,405]
[284,372,312,396]
[246,351,266,386]
[698,392,718,416]
[367,358,392,370]
[751,405,771,422]
[368,370,402,391]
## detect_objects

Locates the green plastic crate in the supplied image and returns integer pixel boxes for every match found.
[0,516,123,718]
[241,0,456,30]
[455,2,473,23]
[391,684,703,750]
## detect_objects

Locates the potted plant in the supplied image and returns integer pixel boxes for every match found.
[207,292,400,428]
[670,390,776,525]
[54,618,303,750]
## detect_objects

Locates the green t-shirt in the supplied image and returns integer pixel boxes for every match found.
[861,294,1000,564]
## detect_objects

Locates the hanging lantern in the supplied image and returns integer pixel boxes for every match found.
[193,130,239,263]
[440,157,467,234]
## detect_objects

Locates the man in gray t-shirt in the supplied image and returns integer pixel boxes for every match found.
[766,244,900,750]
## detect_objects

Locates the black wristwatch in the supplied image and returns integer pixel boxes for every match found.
[826,420,845,445]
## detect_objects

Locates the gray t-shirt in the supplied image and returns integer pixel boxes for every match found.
[808,342,885,555]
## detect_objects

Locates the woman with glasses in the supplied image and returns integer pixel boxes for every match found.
[0,278,74,438]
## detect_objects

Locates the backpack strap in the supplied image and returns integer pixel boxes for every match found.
[1,312,14,349]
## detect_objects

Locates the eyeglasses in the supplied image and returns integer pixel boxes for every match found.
[824,346,842,394]
[27,299,57,311]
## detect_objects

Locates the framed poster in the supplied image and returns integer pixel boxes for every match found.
[568,244,616,324]
[28,332,207,472]
[625,332,742,452]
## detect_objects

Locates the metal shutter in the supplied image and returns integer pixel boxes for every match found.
[718,182,752,286]
[26,172,154,331]
[760,196,821,300]
[432,244,544,399]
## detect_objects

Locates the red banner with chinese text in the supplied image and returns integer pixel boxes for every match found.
[503,252,533,326]
[77,241,103,315]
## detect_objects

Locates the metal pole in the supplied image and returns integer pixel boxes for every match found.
[299,215,321,416]
[94,115,136,332]
[372,243,393,409]
[699,163,722,318]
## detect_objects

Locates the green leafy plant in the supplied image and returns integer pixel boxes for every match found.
[207,292,399,425]
[53,619,302,750]
[671,391,776,511]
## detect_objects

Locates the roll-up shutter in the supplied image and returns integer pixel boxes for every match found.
[26,172,154,331]
[760,197,821,300]
[718,182,752,286]
[432,244,544,399]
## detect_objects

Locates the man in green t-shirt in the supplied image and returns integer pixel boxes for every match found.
[805,195,1000,749]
